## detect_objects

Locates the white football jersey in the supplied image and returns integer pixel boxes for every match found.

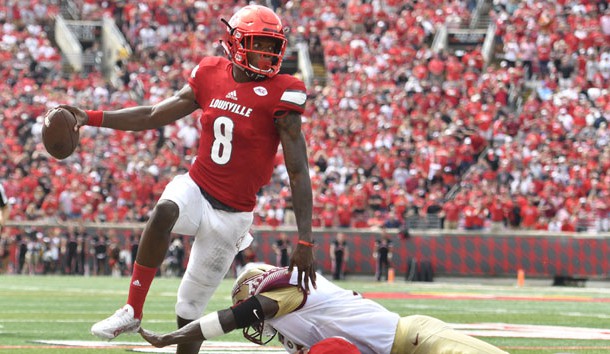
[266,272,400,354]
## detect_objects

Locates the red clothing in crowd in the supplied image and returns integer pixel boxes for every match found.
[442,200,461,223]
[561,220,576,232]
[488,199,505,223]
[462,205,486,229]
[520,203,539,229]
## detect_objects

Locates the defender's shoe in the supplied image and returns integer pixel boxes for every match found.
[91,304,141,340]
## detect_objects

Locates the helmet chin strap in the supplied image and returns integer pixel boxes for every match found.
[240,65,268,81]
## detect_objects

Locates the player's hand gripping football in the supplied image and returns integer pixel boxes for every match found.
[289,243,316,293]
[57,105,88,131]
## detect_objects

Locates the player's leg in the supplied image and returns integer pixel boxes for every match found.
[175,315,205,354]
[430,326,508,353]
[375,257,381,281]
[174,206,253,354]
[90,200,178,339]
[334,256,343,280]
[91,173,203,340]
[391,315,508,354]
[383,259,389,281]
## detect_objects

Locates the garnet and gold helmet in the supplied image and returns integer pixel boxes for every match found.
[231,263,276,306]
[232,263,276,345]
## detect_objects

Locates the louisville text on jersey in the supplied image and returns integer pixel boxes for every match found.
[209,98,253,117]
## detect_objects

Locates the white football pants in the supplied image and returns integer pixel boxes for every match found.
[159,173,253,319]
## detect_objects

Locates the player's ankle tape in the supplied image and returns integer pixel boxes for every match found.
[199,312,224,340]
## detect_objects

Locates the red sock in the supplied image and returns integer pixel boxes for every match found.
[127,262,157,319]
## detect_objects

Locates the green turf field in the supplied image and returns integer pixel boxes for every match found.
[1,275,610,353]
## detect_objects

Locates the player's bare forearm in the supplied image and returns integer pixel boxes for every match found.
[102,85,199,131]
[61,85,199,131]
[139,296,280,348]
[290,170,313,243]
[276,112,313,242]
[139,309,236,347]
[276,111,316,290]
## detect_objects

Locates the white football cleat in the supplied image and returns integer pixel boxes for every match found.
[91,304,141,340]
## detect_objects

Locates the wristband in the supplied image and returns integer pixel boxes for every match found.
[231,296,264,328]
[199,312,224,340]
[85,110,103,127]
[298,240,314,247]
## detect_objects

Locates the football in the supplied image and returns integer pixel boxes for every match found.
[42,107,79,160]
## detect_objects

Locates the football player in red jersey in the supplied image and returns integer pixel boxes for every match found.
[60,5,316,353]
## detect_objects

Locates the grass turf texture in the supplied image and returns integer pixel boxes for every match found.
[1,275,610,353]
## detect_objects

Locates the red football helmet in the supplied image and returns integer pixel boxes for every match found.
[308,337,361,354]
[221,5,287,79]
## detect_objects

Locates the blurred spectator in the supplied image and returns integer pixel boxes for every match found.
[16,234,27,274]
[94,236,108,275]
[373,231,393,281]
[441,198,461,230]
[463,199,487,231]
[41,231,59,274]
[520,197,540,230]
[108,232,122,277]
[561,216,577,232]
[65,226,79,274]
[0,182,9,272]
[330,232,349,280]
[161,237,185,277]
[383,208,403,228]
[0,235,9,273]
[0,183,8,231]
[130,231,140,272]
[488,196,507,231]
[22,233,43,275]
[272,232,292,267]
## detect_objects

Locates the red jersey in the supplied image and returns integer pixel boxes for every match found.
[188,57,307,211]
[442,201,461,222]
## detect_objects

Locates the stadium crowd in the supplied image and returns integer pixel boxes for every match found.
[0,0,609,273]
